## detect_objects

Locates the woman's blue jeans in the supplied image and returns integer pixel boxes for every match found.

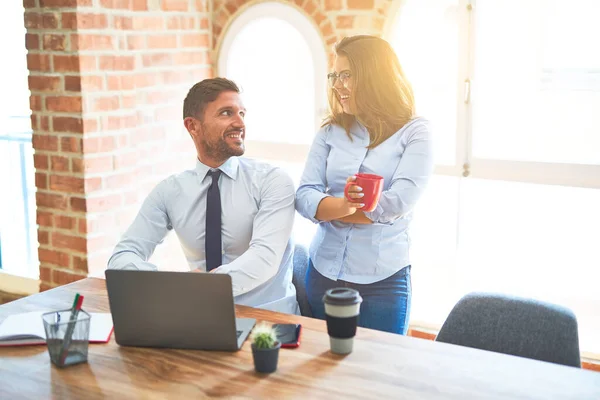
[306,260,412,335]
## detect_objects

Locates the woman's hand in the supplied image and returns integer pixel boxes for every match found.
[342,175,364,215]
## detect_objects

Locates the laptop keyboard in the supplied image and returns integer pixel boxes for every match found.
[236,330,243,338]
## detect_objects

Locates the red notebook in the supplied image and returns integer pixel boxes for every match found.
[0,311,114,346]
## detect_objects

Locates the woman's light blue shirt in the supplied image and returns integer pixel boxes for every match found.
[295,117,434,284]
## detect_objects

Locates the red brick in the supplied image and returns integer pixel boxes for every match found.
[93,96,120,112]
[347,0,374,9]
[64,75,80,91]
[72,255,87,272]
[50,175,85,193]
[34,154,49,170]
[132,16,164,30]
[114,16,133,29]
[292,0,304,7]
[167,15,195,30]
[52,232,87,253]
[36,192,68,209]
[72,34,114,51]
[38,232,50,248]
[23,0,37,8]
[79,55,97,71]
[161,0,188,11]
[114,151,140,169]
[24,12,40,29]
[142,53,172,67]
[87,194,122,212]
[36,210,54,227]
[70,197,87,212]
[25,33,40,50]
[81,75,104,91]
[41,116,50,131]
[61,136,82,153]
[83,136,117,153]
[53,55,80,72]
[126,35,145,50]
[85,177,103,192]
[304,0,316,15]
[99,55,135,71]
[84,156,113,173]
[180,33,209,48]
[35,172,48,189]
[55,215,76,230]
[200,18,209,30]
[324,0,342,10]
[147,34,177,49]
[107,76,134,91]
[39,266,53,282]
[39,249,71,267]
[173,52,206,65]
[27,54,51,72]
[46,96,82,112]
[52,270,86,285]
[105,172,134,189]
[132,0,147,10]
[51,155,70,172]
[71,158,84,173]
[100,0,130,9]
[32,134,58,151]
[313,12,326,27]
[53,116,83,133]
[42,13,59,29]
[133,72,155,88]
[336,15,354,29]
[84,119,98,133]
[322,21,334,37]
[62,12,108,29]
[40,0,92,6]
[28,75,61,92]
[29,95,42,111]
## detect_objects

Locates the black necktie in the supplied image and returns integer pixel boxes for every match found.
[205,169,222,271]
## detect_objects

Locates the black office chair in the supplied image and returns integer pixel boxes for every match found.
[435,292,581,368]
[292,244,312,317]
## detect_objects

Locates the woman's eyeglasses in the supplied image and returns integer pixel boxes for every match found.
[327,71,352,87]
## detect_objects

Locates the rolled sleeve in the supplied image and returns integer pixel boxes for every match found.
[364,121,434,225]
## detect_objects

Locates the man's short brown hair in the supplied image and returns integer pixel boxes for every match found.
[183,77,240,120]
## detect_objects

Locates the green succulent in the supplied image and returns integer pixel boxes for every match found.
[250,323,278,349]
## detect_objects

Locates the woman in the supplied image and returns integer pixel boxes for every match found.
[295,35,434,335]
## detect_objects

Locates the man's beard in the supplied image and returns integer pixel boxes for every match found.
[201,132,245,162]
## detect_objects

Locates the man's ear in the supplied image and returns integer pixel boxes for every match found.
[183,117,202,138]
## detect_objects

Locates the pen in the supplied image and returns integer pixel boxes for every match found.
[59,293,84,365]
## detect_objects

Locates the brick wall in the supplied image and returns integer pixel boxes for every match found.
[25,0,212,290]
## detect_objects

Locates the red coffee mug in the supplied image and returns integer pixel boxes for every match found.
[344,173,384,212]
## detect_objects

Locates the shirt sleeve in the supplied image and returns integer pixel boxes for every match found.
[106,180,172,271]
[215,168,296,296]
[364,120,435,225]
[295,126,331,223]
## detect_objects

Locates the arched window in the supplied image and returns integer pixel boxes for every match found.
[218,2,327,162]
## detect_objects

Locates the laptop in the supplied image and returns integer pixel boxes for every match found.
[104,270,256,351]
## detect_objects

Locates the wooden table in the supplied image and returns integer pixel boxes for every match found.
[1,278,599,399]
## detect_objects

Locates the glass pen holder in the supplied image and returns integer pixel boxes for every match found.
[42,309,91,368]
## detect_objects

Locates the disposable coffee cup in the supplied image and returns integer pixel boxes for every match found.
[323,288,362,354]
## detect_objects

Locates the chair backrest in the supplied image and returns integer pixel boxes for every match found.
[435,292,581,368]
[292,244,312,317]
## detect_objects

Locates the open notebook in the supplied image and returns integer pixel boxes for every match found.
[0,311,114,346]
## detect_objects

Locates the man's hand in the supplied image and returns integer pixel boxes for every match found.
[191,267,219,273]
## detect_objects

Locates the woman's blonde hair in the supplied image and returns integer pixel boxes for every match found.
[325,35,415,149]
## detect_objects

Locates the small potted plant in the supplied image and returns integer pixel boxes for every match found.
[250,323,281,373]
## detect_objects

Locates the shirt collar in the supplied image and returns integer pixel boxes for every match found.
[195,157,240,181]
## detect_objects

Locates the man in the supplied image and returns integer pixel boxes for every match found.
[107,78,298,314]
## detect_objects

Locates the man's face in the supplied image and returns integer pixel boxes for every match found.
[186,91,246,165]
